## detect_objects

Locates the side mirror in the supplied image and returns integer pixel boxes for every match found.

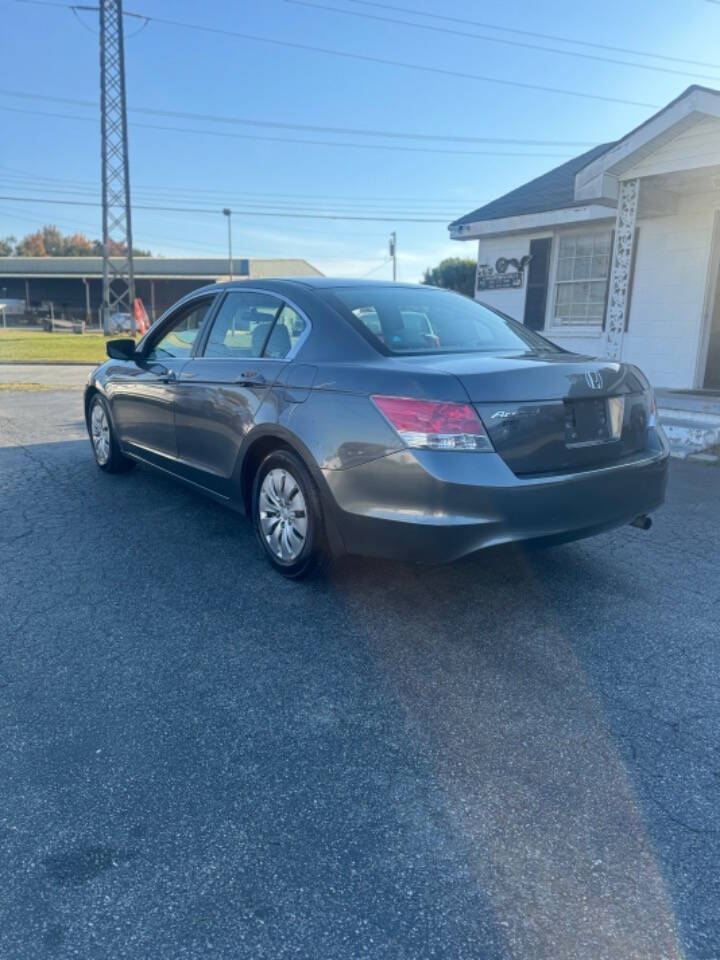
[106,338,138,361]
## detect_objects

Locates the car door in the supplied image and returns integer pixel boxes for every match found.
[105,295,216,468]
[173,290,310,495]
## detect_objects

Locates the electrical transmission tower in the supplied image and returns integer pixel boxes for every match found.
[99,0,135,331]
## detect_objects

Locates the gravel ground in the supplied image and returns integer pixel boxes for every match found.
[1,389,719,960]
[0,364,95,388]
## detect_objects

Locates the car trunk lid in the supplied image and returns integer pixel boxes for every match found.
[403,352,652,475]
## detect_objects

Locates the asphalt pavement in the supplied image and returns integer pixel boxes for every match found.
[1,389,719,960]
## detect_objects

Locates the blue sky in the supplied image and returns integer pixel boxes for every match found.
[2,0,720,279]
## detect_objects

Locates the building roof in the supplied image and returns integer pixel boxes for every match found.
[449,86,720,235]
[0,257,323,279]
[449,142,615,229]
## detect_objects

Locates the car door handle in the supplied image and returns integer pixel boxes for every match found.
[159,370,177,383]
[235,371,266,386]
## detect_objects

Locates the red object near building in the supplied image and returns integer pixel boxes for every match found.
[133,298,150,335]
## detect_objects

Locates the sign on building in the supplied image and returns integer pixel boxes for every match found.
[477,256,531,291]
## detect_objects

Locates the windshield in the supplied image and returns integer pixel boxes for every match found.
[325,285,561,355]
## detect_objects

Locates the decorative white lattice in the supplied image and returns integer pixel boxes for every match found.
[604,178,639,361]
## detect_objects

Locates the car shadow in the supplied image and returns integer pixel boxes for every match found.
[2,440,718,959]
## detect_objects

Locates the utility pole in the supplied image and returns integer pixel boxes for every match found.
[222,208,234,280]
[98,0,135,332]
[389,231,397,281]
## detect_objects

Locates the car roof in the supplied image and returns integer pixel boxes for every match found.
[199,277,428,293]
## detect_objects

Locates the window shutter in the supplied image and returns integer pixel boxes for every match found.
[523,237,552,330]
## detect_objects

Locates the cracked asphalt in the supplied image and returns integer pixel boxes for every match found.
[1,388,719,960]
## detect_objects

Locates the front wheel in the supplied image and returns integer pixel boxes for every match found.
[251,449,329,578]
[88,395,135,473]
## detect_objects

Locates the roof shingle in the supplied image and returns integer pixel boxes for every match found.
[449,142,615,228]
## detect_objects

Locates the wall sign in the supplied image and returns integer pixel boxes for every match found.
[477,255,531,291]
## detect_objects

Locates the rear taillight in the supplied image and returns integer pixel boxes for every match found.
[372,395,493,452]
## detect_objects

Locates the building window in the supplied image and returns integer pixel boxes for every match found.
[552,230,612,327]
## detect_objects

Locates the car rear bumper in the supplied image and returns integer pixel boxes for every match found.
[322,432,670,563]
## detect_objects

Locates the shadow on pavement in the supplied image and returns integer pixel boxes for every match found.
[1,432,718,959]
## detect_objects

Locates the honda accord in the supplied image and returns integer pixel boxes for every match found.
[85,279,669,577]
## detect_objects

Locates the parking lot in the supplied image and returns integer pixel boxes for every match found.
[1,388,719,960]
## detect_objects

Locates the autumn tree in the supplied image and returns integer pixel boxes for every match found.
[64,233,94,256]
[15,231,47,256]
[6,225,151,257]
[41,226,65,256]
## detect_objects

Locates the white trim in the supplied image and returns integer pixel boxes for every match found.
[450,205,615,241]
[696,209,720,388]
[550,330,604,341]
[544,224,614,333]
[575,88,720,202]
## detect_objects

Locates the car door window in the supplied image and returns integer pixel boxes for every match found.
[146,298,214,360]
[202,292,283,358]
[264,305,308,359]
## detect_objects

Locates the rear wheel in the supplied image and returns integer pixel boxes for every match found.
[252,449,328,578]
[88,395,135,473]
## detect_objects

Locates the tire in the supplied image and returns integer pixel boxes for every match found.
[88,394,135,474]
[251,448,329,578]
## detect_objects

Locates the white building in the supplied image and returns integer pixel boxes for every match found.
[449,85,720,397]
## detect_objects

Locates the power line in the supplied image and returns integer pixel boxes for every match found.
[341,0,720,72]
[361,256,392,277]
[0,166,465,206]
[0,204,403,259]
[0,163,481,208]
[0,103,577,160]
[0,179,459,216]
[0,204,235,253]
[0,87,599,147]
[0,194,450,222]
[287,0,720,82]
[0,181,460,217]
[16,0,720,70]
[13,4,660,108]
[110,10,662,109]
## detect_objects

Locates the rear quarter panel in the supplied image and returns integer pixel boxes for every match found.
[273,360,470,471]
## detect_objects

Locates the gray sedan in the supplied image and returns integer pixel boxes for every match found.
[85,279,669,577]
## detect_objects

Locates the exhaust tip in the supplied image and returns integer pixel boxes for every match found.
[630,515,652,531]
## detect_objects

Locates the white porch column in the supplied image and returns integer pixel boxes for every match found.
[604,178,639,361]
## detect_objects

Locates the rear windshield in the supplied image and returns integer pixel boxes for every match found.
[325,285,560,355]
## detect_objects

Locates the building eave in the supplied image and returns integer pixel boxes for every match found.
[575,86,720,202]
[449,204,617,241]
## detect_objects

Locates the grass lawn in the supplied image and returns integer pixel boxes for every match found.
[0,329,117,363]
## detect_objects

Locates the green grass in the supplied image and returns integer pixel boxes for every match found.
[0,329,118,363]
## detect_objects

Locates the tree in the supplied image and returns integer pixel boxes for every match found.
[41,225,65,256]
[64,233,94,256]
[422,257,477,298]
[6,225,151,257]
[15,231,47,256]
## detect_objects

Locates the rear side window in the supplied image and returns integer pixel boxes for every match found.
[203,292,282,358]
[264,305,308,358]
[326,285,560,355]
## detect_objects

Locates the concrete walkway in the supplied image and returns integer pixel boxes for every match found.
[0,363,94,389]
